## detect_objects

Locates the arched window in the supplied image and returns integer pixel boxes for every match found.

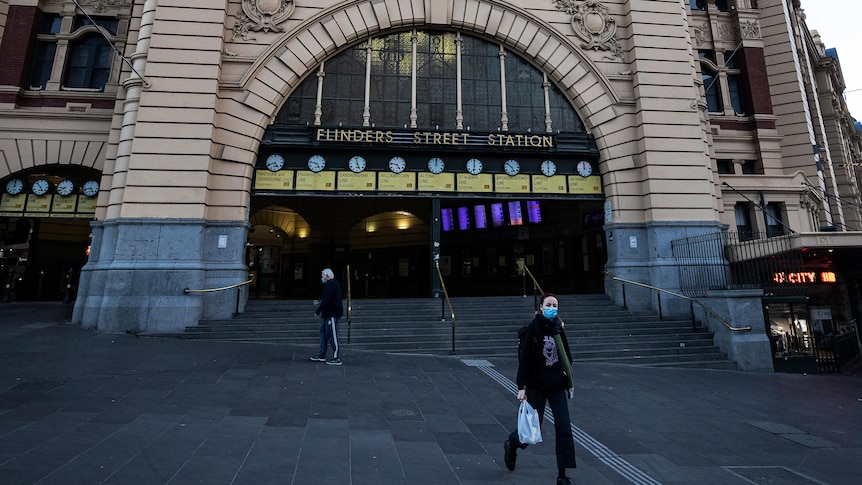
[64,35,112,90]
[276,30,584,134]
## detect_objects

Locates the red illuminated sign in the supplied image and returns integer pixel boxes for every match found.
[772,271,836,284]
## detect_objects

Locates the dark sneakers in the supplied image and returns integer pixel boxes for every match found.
[503,439,517,471]
[309,356,326,362]
[557,477,573,485]
[326,358,343,366]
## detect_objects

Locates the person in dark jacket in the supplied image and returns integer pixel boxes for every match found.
[310,268,344,365]
[504,292,576,485]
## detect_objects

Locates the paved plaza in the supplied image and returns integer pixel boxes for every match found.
[1,302,861,484]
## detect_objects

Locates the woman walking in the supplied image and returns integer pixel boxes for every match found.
[504,292,576,484]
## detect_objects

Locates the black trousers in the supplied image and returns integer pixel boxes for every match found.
[508,387,577,470]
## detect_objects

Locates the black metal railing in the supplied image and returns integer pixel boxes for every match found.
[814,330,861,373]
[671,231,804,298]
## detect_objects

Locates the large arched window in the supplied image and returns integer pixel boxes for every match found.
[64,35,112,90]
[276,30,584,134]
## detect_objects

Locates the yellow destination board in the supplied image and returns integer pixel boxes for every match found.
[494,174,530,193]
[25,194,52,213]
[337,171,377,191]
[532,175,568,194]
[568,175,602,194]
[295,171,336,191]
[77,195,97,213]
[0,193,25,215]
[255,170,294,190]
[457,173,493,193]
[418,173,455,192]
[51,195,77,213]
[378,172,417,192]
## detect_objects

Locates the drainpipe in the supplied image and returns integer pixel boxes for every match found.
[105,0,156,220]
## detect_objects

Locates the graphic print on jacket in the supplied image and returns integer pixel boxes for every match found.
[543,336,559,366]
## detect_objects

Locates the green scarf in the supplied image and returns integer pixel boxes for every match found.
[554,333,574,395]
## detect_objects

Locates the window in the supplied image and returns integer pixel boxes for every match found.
[29,14,62,90]
[64,36,112,90]
[690,0,706,10]
[735,203,754,241]
[765,203,785,237]
[697,50,749,116]
[702,72,723,113]
[717,159,734,174]
[278,30,585,133]
[741,160,760,174]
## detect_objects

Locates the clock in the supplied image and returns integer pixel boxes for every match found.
[577,160,593,177]
[428,157,444,174]
[5,178,23,195]
[504,159,520,176]
[31,179,51,195]
[265,154,284,172]
[466,158,483,175]
[541,160,557,177]
[56,179,75,196]
[82,180,100,197]
[308,155,326,173]
[389,156,406,174]
[349,155,366,173]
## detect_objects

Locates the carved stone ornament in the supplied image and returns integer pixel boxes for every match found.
[693,23,712,46]
[233,0,295,41]
[553,0,622,60]
[739,20,760,39]
[78,0,132,13]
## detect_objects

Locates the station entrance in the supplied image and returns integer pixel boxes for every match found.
[247,195,606,300]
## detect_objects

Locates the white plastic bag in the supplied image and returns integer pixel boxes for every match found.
[517,400,542,444]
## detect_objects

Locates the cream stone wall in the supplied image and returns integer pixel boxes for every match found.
[0,0,8,51]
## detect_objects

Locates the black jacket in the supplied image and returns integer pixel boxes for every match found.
[516,314,572,391]
[315,278,343,319]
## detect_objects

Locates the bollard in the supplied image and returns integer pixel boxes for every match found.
[63,267,74,304]
[2,267,13,303]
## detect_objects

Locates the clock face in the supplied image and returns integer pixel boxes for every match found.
[577,160,593,177]
[349,156,366,173]
[466,158,483,175]
[428,157,444,174]
[389,156,406,174]
[31,179,50,196]
[308,155,326,173]
[5,178,23,195]
[82,180,100,197]
[504,159,520,176]
[541,160,557,177]
[56,179,75,196]
[266,154,284,172]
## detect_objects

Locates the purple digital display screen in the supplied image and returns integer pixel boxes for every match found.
[474,205,488,229]
[491,203,505,227]
[457,207,470,230]
[441,208,454,232]
[508,201,523,226]
[526,200,541,223]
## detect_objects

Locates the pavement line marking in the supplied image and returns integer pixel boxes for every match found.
[468,360,663,485]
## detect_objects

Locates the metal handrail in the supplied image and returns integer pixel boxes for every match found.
[346,264,352,343]
[603,270,751,332]
[183,273,255,294]
[434,259,456,354]
[183,273,255,316]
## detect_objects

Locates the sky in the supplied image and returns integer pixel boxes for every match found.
[798,1,862,118]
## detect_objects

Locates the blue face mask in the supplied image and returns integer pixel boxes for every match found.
[542,307,558,319]
[321,277,326,284]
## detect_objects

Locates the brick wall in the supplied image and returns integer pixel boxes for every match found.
[0,5,38,88]
[740,47,774,115]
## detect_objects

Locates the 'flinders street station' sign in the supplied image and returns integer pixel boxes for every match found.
[313,128,555,149]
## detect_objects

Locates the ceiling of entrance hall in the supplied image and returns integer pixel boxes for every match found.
[273,30,584,134]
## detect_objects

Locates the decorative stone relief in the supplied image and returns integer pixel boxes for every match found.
[233,0,295,41]
[739,21,760,39]
[553,0,623,60]
[718,23,737,42]
[79,0,132,13]
[693,23,712,46]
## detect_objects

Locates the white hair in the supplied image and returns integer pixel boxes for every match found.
[322,268,334,279]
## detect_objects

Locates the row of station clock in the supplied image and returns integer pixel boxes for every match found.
[264,154,595,178]
[4,178,100,197]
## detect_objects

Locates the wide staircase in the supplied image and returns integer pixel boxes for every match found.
[177,294,738,369]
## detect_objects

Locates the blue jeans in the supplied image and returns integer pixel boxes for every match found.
[316,316,340,359]
[508,387,576,470]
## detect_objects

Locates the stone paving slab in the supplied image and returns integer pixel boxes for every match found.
[1,302,861,485]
